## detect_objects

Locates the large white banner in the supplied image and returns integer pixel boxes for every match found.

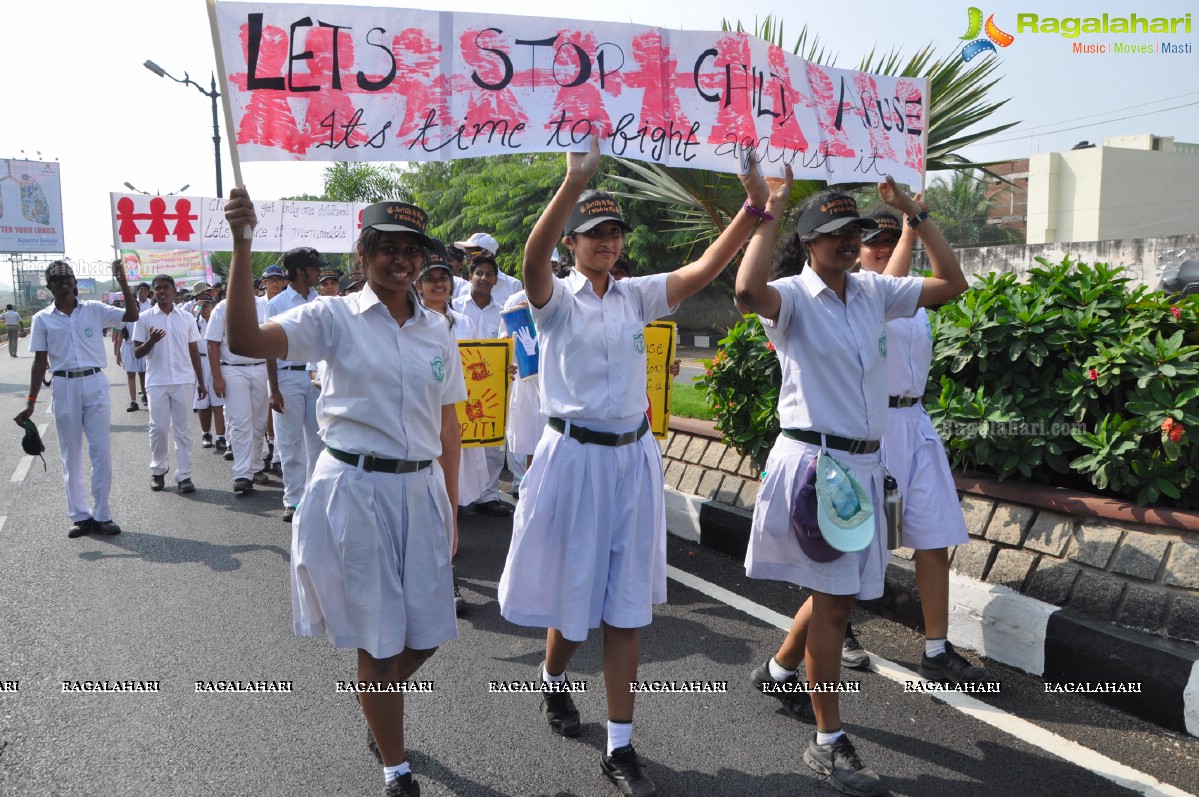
[0,159,65,253]
[211,3,928,185]
[110,192,367,252]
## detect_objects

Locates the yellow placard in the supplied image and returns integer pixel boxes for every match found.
[644,321,676,440]
[456,339,513,447]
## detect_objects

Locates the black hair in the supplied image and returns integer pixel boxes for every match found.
[152,274,175,287]
[5,305,11,310]
[469,253,498,274]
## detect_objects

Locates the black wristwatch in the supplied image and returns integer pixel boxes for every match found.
[907,209,930,229]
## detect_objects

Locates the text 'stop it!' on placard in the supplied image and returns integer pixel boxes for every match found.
[212,3,927,186]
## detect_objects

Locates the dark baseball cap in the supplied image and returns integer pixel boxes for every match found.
[564,191,633,236]
[861,212,902,243]
[361,201,433,247]
[795,193,877,240]
[261,265,286,279]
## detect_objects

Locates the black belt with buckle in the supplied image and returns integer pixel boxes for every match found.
[326,446,431,474]
[281,365,308,371]
[548,416,650,447]
[221,361,265,367]
[888,396,921,408]
[781,428,880,455]
[52,367,100,378]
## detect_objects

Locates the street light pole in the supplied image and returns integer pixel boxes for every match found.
[143,60,224,198]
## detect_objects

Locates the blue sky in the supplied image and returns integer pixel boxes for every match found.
[1,0,1194,268]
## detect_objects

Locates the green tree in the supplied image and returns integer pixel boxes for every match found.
[322,162,409,203]
[922,169,1017,247]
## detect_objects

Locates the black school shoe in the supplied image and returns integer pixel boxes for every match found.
[475,499,513,516]
[539,666,581,737]
[150,474,165,492]
[214,437,227,453]
[919,641,986,683]
[233,478,254,494]
[601,745,657,797]
[803,733,886,796]
[384,773,419,796]
[93,520,122,536]
[126,401,139,412]
[750,660,814,722]
[841,624,871,670]
[68,518,94,538]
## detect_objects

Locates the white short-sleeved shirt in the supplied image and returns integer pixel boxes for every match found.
[266,285,319,368]
[273,285,467,460]
[29,301,125,371]
[885,308,933,399]
[205,299,267,365]
[451,293,502,339]
[533,270,673,428]
[453,271,518,308]
[134,304,201,387]
[3,309,21,326]
[763,268,922,441]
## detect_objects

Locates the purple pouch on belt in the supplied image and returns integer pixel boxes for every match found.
[790,454,843,562]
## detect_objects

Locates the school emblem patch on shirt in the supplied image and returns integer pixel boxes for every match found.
[633,331,645,354]
[84,327,94,338]
[431,357,445,383]
[878,334,887,358]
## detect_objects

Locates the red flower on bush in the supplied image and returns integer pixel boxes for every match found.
[766,342,775,352]
[1087,368,1099,380]
[705,369,712,377]
[1162,418,1185,442]
[1171,306,1182,320]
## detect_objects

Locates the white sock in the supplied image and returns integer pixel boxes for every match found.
[542,665,565,683]
[383,762,410,784]
[768,657,796,682]
[607,720,633,755]
[926,638,947,658]
[816,729,845,746]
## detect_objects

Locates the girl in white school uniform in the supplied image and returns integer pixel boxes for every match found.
[858,209,983,683]
[737,170,966,797]
[223,191,464,797]
[498,138,772,797]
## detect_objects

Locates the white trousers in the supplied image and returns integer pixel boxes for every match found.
[147,383,195,482]
[478,444,505,503]
[274,370,321,508]
[50,371,113,522]
[222,363,268,481]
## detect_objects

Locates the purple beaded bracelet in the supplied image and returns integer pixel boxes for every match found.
[741,204,775,221]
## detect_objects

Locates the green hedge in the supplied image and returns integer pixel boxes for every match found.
[698,257,1199,508]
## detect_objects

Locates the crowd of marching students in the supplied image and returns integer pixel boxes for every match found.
[18,141,985,797]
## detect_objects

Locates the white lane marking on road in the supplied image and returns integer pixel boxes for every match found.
[667,565,1196,797]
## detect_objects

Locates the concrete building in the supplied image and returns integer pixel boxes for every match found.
[1025,134,1199,244]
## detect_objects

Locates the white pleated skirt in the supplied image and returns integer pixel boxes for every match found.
[498,421,666,642]
[881,405,968,550]
[745,435,889,599]
[291,452,458,658]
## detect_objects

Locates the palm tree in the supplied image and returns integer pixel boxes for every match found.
[922,169,1018,247]
[608,17,1017,243]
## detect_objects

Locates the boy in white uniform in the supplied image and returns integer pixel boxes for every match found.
[222,191,464,797]
[266,248,323,522]
[498,139,770,797]
[134,274,206,493]
[4,304,21,357]
[451,253,511,517]
[737,170,967,797]
[15,260,137,537]
[207,294,270,493]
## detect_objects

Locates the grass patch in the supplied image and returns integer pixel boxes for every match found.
[669,382,715,420]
